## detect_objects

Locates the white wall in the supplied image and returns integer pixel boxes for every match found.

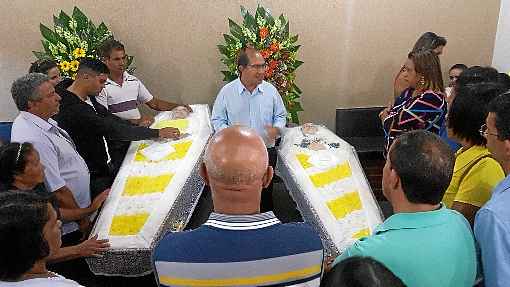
[492,0,510,72]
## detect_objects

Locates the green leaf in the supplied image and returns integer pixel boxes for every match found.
[289,110,300,124]
[228,18,243,39]
[72,6,88,31]
[40,24,58,44]
[288,44,301,53]
[292,101,304,112]
[289,34,299,44]
[255,5,266,21]
[292,83,303,94]
[41,40,52,55]
[293,60,304,70]
[33,51,49,60]
[223,34,237,46]
[217,44,229,56]
[240,6,249,18]
[58,10,72,30]
[282,21,289,39]
[243,10,257,32]
[126,55,134,69]
[96,22,109,38]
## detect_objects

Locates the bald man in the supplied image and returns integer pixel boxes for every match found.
[153,126,324,287]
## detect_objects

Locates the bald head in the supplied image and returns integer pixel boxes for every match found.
[204,126,269,185]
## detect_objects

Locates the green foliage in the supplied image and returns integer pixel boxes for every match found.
[33,6,134,78]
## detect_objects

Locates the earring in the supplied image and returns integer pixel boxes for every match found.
[419,76,425,87]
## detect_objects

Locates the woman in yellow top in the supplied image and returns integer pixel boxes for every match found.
[444,81,505,225]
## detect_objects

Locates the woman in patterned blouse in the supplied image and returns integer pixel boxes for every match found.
[382,50,447,155]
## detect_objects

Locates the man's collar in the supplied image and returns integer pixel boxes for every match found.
[237,78,264,95]
[204,211,281,230]
[376,204,449,233]
[107,71,133,85]
[19,111,58,131]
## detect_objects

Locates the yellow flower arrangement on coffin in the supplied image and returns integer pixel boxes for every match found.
[309,162,352,188]
[122,174,174,196]
[109,212,150,236]
[134,140,193,162]
[296,153,313,169]
[153,119,189,134]
[326,191,362,220]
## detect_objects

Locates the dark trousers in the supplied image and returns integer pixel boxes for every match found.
[261,147,277,212]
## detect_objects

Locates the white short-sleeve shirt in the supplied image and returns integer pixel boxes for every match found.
[11,112,91,235]
[0,273,83,286]
[96,71,154,120]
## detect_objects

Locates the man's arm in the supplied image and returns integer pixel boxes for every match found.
[146,98,179,111]
[211,92,229,132]
[47,235,110,263]
[58,189,109,221]
[475,209,510,287]
[272,90,288,130]
[67,104,178,141]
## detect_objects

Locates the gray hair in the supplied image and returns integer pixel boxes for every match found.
[11,73,50,111]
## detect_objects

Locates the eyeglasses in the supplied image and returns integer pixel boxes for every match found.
[247,63,267,70]
[479,124,498,137]
[449,76,459,81]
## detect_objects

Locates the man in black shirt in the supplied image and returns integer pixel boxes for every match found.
[55,59,181,197]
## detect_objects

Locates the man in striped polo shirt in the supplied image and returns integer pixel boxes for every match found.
[153,126,324,286]
[97,39,191,127]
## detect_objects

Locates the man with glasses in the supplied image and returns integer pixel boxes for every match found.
[474,92,510,287]
[211,47,287,211]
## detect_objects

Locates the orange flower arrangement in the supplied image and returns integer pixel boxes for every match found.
[260,49,272,59]
[269,42,280,53]
[259,27,269,40]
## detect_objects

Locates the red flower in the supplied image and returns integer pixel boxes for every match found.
[269,60,278,70]
[269,42,280,53]
[265,68,274,78]
[259,27,269,40]
[260,49,272,59]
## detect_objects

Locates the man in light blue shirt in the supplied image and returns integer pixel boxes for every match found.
[333,131,477,287]
[211,47,287,211]
[475,93,510,287]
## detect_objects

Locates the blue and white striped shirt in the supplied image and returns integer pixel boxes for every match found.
[153,212,324,286]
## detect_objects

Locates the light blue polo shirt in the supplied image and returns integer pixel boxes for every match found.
[210,78,287,147]
[333,205,477,287]
[474,174,510,287]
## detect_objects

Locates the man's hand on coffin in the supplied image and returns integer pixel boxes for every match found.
[323,255,336,272]
[90,189,110,211]
[265,125,280,142]
[159,127,181,139]
[76,234,110,257]
[138,115,155,127]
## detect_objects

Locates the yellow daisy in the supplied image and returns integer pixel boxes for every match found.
[70,60,79,72]
[72,47,86,59]
[59,61,70,72]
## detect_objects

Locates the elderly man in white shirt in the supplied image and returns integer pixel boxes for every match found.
[10,73,110,241]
